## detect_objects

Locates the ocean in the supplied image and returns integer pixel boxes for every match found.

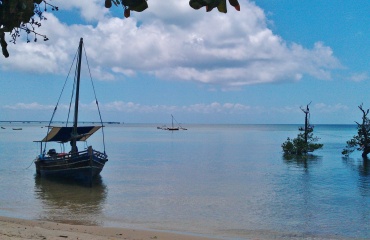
[0,123,369,239]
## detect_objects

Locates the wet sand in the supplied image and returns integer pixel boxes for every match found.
[1,216,367,240]
[0,216,216,240]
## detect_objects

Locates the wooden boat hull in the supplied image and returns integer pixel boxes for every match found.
[35,147,107,183]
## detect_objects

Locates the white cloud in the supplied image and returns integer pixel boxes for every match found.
[3,102,54,110]
[2,100,349,119]
[271,105,301,114]
[347,72,368,82]
[0,1,342,88]
[101,101,253,114]
[112,67,136,77]
[52,0,109,21]
[270,103,349,115]
[182,102,251,113]
[314,103,349,113]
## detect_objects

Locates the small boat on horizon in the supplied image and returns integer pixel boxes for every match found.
[12,128,22,130]
[167,115,179,131]
[159,115,187,131]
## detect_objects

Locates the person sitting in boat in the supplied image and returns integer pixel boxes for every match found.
[47,149,57,157]
[69,141,78,154]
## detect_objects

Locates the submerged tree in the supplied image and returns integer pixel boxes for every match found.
[282,102,323,155]
[342,104,370,158]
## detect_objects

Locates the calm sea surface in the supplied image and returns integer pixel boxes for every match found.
[0,123,369,239]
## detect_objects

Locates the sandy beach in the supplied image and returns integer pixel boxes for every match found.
[1,216,367,240]
[0,216,216,240]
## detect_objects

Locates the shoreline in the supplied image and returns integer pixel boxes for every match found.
[1,216,366,240]
[0,216,217,240]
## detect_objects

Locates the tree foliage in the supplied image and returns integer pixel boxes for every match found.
[104,0,241,17]
[342,104,370,158]
[105,0,149,18]
[282,131,323,156]
[0,0,57,57]
[282,103,323,155]
[188,0,240,13]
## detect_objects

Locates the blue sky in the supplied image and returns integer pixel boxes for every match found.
[0,0,369,124]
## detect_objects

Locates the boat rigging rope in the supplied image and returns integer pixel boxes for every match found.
[83,44,107,154]
[25,158,36,169]
[40,41,107,155]
[42,48,79,154]
[66,56,78,127]
[172,115,183,128]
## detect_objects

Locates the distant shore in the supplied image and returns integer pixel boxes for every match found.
[0,216,216,240]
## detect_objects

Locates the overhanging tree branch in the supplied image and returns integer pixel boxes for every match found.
[0,0,57,58]
[104,0,240,18]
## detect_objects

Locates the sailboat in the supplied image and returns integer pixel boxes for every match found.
[162,114,187,131]
[167,114,180,131]
[34,38,108,184]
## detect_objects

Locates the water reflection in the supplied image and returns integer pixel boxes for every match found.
[34,175,107,225]
[282,154,322,171]
[342,157,370,197]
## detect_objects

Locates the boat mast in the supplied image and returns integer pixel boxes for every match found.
[72,38,83,153]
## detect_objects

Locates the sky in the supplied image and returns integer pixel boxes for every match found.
[0,0,369,124]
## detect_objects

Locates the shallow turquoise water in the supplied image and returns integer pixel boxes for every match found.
[0,123,369,239]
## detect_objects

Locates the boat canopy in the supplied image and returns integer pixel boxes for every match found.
[35,126,101,143]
